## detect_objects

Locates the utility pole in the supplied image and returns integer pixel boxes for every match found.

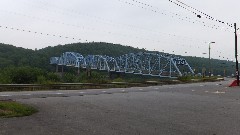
[209,44,210,77]
[234,23,239,86]
[208,42,215,77]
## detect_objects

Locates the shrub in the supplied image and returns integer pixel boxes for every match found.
[0,67,44,84]
[46,72,61,83]
[62,73,76,83]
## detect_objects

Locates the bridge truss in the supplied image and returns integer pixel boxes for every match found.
[50,52,194,78]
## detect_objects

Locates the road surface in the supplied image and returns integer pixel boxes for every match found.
[0,78,240,135]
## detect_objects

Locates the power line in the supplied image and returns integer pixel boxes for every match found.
[0,4,210,47]
[26,0,236,47]
[117,0,233,32]
[35,0,224,38]
[0,1,210,46]
[168,0,234,28]
[0,25,86,41]
[0,0,233,60]
[0,24,233,60]
[0,23,210,55]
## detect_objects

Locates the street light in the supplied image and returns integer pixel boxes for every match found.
[209,42,215,77]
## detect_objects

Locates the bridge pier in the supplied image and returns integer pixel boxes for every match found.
[62,65,64,74]
[77,67,80,75]
[56,65,58,73]
[86,66,91,78]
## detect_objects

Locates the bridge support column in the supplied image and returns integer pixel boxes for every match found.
[77,67,80,75]
[86,66,91,78]
[61,65,64,76]
[56,65,58,73]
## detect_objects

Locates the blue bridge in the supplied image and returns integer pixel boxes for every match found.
[50,52,194,78]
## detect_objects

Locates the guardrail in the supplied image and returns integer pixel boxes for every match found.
[0,82,161,92]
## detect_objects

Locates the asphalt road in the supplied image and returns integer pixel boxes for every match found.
[0,78,240,135]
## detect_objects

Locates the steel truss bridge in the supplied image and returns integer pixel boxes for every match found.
[50,52,194,78]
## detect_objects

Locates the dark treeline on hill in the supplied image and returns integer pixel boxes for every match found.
[0,42,236,84]
[0,42,146,70]
[184,56,235,77]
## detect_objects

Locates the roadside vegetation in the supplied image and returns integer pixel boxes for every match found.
[0,66,109,84]
[178,76,220,83]
[0,100,37,118]
[0,66,224,85]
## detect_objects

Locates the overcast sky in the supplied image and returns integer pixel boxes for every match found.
[0,0,239,61]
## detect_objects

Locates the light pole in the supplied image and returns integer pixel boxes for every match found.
[209,42,215,77]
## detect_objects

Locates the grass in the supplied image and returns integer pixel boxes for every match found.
[178,76,218,82]
[0,100,37,118]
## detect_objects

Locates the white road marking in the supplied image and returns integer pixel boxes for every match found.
[212,91,226,94]
[55,93,63,95]
[79,92,85,94]
[121,90,126,92]
[154,88,159,90]
[205,91,209,93]
[0,95,11,97]
[22,94,31,96]
[200,85,204,87]
[192,90,195,92]
[102,91,107,93]
[139,89,143,91]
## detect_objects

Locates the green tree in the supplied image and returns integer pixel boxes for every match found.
[0,67,44,84]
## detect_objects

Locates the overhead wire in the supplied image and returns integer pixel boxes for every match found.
[169,0,234,28]
[22,0,209,45]
[0,25,87,42]
[118,0,235,60]
[0,3,208,49]
[0,0,233,60]
[0,22,209,58]
[118,0,232,33]
[0,29,229,61]
[1,0,209,46]
[167,0,237,60]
